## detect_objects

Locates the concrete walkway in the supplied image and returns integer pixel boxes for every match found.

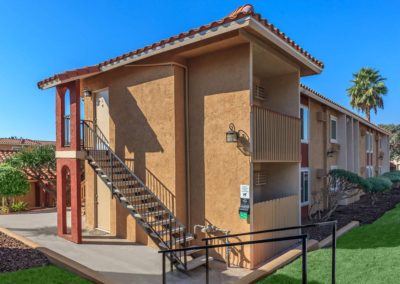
[0,209,250,284]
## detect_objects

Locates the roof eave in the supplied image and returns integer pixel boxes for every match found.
[300,85,391,136]
[248,18,323,75]
[38,16,252,90]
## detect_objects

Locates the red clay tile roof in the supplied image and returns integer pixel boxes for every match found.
[0,150,56,181]
[0,150,17,163]
[37,4,323,89]
[300,84,390,135]
[0,138,55,146]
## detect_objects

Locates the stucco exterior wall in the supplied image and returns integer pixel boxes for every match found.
[188,44,252,267]
[83,63,186,245]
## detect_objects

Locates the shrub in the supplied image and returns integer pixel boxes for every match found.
[311,169,371,221]
[0,165,29,207]
[0,206,9,214]
[382,171,400,187]
[365,177,393,204]
[10,201,28,212]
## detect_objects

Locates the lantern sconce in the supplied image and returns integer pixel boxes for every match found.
[226,123,238,143]
[83,88,92,98]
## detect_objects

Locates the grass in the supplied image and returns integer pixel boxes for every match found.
[259,203,400,284]
[0,265,91,284]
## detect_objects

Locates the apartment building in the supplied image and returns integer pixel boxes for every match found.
[36,4,388,270]
[299,86,390,218]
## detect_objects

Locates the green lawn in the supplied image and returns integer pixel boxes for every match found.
[0,265,91,284]
[259,204,400,284]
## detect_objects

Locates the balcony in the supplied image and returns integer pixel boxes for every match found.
[252,105,300,162]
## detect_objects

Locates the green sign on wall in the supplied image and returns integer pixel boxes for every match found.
[239,211,248,220]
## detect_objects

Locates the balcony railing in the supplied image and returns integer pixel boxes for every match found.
[252,106,300,162]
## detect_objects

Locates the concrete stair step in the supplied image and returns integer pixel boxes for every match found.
[177,255,214,271]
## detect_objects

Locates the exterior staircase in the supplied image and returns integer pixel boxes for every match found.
[81,121,212,271]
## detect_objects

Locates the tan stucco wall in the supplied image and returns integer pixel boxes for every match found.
[188,44,252,267]
[83,63,186,245]
[308,99,326,210]
[16,182,36,208]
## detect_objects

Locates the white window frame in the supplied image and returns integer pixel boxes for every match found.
[366,165,374,177]
[300,168,310,206]
[330,115,338,143]
[300,105,309,143]
[366,132,374,154]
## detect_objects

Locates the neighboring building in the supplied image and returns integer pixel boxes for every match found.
[0,138,56,208]
[36,4,389,270]
[299,86,390,218]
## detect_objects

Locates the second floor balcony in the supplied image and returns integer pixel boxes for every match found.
[252,105,301,162]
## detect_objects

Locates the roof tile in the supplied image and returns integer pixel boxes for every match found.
[38,4,323,89]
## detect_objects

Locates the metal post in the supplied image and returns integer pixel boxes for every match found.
[183,231,187,270]
[205,239,209,284]
[332,222,337,284]
[169,215,173,272]
[162,252,166,284]
[302,236,307,284]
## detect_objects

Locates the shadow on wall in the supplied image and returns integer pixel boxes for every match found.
[109,67,172,242]
[125,158,176,216]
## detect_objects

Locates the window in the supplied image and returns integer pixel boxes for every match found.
[330,116,338,143]
[300,105,309,143]
[366,165,374,177]
[301,169,309,205]
[366,132,374,153]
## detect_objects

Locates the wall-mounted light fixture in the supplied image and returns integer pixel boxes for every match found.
[83,88,92,98]
[226,123,238,143]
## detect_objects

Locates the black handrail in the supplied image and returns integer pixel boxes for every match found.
[160,221,337,284]
[160,234,309,284]
[202,220,337,241]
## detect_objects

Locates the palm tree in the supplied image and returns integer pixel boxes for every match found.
[347,68,388,121]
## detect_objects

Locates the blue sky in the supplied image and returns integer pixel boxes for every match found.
[0,0,398,140]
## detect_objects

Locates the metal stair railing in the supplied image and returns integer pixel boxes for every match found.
[81,120,188,269]
[160,221,337,284]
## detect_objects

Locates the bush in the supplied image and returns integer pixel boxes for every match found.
[0,165,29,197]
[382,172,400,185]
[311,169,371,221]
[10,201,28,212]
[365,177,392,204]
[329,169,372,191]
[0,206,9,214]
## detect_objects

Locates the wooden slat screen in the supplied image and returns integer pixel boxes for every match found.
[252,195,299,268]
[253,106,301,162]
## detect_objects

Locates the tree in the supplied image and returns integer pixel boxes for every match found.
[347,68,388,121]
[365,177,392,205]
[5,145,56,197]
[0,164,29,207]
[310,169,371,221]
[378,124,400,162]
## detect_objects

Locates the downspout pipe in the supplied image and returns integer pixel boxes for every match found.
[124,62,191,229]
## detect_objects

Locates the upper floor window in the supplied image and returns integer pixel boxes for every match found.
[366,132,374,153]
[300,105,309,143]
[330,115,338,143]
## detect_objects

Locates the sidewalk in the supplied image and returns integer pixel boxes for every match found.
[0,209,250,284]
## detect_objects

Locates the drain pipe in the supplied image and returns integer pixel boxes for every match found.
[124,62,191,229]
